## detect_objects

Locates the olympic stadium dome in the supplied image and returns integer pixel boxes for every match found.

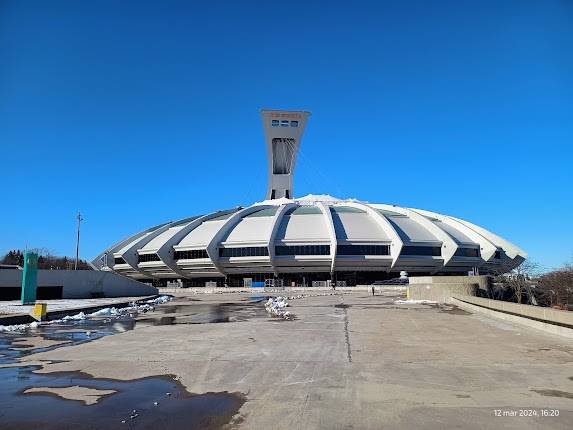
[93,110,527,287]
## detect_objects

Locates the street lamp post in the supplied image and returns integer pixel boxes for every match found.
[75,212,83,270]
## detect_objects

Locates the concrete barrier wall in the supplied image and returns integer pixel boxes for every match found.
[0,270,157,298]
[158,285,407,295]
[409,275,490,290]
[451,297,573,339]
[452,295,573,327]
[408,283,477,302]
[407,276,490,303]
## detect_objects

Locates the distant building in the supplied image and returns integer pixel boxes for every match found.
[93,110,527,287]
[0,265,22,271]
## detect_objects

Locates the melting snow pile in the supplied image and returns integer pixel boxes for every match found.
[265,297,294,320]
[86,295,173,318]
[61,312,87,321]
[0,321,41,332]
[0,296,173,332]
[148,296,171,305]
[394,299,437,305]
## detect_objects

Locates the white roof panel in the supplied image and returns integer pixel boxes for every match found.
[276,214,329,241]
[222,217,274,243]
[115,230,157,255]
[332,212,390,241]
[140,224,188,251]
[432,220,475,245]
[177,220,226,248]
[387,216,439,243]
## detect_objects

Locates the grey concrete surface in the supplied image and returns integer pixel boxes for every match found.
[452,297,573,339]
[15,291,573,429]
[453,295,573,327]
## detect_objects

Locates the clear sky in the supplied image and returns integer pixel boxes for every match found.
[1,1,571,271]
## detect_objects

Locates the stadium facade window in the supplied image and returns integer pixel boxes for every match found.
[271,120,279,127]
[400,246,442,256]
[174,249,209,260]
[337,245,390,256]
[219,247,269,257]
[275,245,330,256]
[114,257,127,265]
[291,120,299,127]
[138,254,161,263]
[454,248,480,258]
[280,120,289,127]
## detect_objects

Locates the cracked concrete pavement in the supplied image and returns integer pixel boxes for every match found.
[16,291,573,429]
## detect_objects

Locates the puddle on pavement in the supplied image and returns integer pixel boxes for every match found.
[136,301,269,326]
[0,316,137,365]
[249,295,270,302]
[1,364,245,429]
[0,298,261,429]
[331,303,411,310]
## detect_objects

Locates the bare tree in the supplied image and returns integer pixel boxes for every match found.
[537,258,573,309]
[511,260,539,304]
[492,260,539,304]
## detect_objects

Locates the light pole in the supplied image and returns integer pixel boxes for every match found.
[75,212,83,270]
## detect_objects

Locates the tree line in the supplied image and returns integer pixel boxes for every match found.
[1,249,92,270]
[492,258,573,310]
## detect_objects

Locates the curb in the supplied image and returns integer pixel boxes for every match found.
[451,297,573,340]
[0,295,158,326]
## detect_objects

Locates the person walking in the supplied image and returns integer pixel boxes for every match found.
[371,286,375,296]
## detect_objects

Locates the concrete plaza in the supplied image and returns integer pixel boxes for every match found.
[17,291,573,429]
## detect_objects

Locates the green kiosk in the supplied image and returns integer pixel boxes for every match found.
[21,252,38,305]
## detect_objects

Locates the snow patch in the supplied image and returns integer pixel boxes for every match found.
[89,307,117,317]
[146,296,172,305]
[296,193,341,202]
[251,194,362,207]
[0,296,173,332]
[252,197,294,206]
[62,312,86,321]
[0,323,33,332]
[265,297,294,320]
[394,299,437,305]
[0,320,42,332]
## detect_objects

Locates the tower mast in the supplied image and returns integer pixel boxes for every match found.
[261,110,311,200]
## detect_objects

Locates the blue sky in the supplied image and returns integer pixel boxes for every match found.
[0,1,571,270]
